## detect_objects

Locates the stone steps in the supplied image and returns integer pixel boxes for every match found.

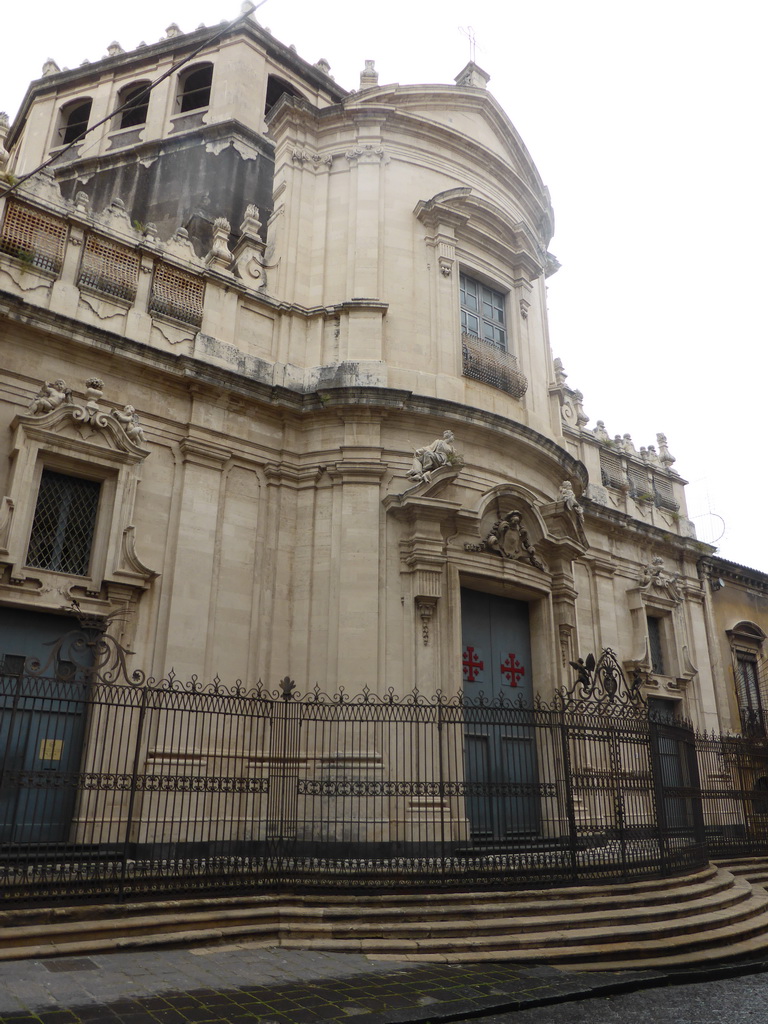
[714,857,768,887]
[2,865,768,969]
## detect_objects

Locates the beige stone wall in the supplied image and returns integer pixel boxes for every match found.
[7,24,342,177]
[0,33,731,753]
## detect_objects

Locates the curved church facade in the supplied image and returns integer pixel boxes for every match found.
[0,13,766,886]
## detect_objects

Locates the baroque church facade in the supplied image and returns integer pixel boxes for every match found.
[1,11,767,892]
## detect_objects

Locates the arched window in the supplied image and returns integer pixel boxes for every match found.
[59,98,92,145]
[264,74,303,117]
[178,64,213,113]
[118,82,151,129]
[727,620,768,737]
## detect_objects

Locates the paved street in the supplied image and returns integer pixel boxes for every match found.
[0,944,765,1024]
[456,970,768,1023]
[0,944,656,1024]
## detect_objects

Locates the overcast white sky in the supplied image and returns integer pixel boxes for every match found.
[2,0,766,571]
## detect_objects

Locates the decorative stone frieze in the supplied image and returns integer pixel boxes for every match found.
[344,145,388,164]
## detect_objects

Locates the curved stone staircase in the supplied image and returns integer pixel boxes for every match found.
[3,865,768,970]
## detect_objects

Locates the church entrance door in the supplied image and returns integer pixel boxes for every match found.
[0,610,89,844]
[460,589,538,842]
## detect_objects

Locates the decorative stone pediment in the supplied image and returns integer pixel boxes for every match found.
[19,378,149,458]
[414,188,549,280]
[637,556,684,604]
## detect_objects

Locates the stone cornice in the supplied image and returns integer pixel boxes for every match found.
[0,291,587,487]
[8,21,346,150]
[269,97,553,244]
[583,497,713,559]
[706,556,768,593]
[51,118,276,182]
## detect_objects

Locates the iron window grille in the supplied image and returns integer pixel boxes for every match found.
[599,451,624,489]
[78,233,140,302]
[26,469,101,577]
[737,653,767,737]
[628,465,651,500]
[149,261,205,327]
[653,475,680,511]
[461,334,528,399]
[647,616,666,675]
[0,201,68,273]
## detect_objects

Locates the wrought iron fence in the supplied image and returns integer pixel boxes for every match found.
[695,729,768,856]
[0,633,716,905]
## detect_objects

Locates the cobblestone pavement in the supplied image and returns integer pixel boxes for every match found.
[453,970,768,1023]
[0,945,763,1024]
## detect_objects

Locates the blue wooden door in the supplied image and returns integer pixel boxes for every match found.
[0,610,88,843]
[461,589,538,841]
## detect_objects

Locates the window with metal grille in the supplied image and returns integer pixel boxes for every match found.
[1,654,26,677]
[60,99,92,145]
[736,653,765,735]
[599,451,624,489]
[647,616,666,675]
[119,83,150,128]
[461,334,528,399]
[460,273,507,349]
[26,470,100,576]
[628,464,651,500]
[0,201,68,273]
[78,233,140,301]
[149,261,204,326]
[653,474,680,511]
[178,64,213,112]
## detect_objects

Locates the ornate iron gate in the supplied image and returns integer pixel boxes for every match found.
[0,629,717,905]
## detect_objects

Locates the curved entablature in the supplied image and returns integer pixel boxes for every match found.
[415,188,555,281]
[269,92,553,244]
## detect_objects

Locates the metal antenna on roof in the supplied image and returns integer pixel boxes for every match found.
[459,26,477,64]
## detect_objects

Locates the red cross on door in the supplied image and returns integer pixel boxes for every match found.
[500,652,525,687]
[462,645,484,682]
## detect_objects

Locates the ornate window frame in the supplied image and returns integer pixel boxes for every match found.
[626,557,696,696]
[0,379,158,601]
[726,620,767,736]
